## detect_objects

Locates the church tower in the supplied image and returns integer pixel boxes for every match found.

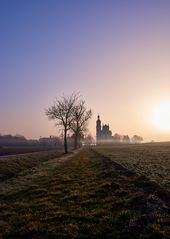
[96,114,101,142]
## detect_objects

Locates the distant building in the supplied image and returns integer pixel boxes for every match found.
[96,115,112,144]
[0,134,27,147]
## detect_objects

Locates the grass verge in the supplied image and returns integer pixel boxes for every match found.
[0,149,63,181]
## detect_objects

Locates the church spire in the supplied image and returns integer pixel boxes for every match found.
[96,114,101,143]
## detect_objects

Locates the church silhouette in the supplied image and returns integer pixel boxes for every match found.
[96,114,113,144]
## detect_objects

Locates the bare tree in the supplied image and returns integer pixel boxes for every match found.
[45,93,77,153]
[70,100,92,149]
[84,134,95,146]
[112,133,121,143]
[122,135,131,144]
[131,135,143,143]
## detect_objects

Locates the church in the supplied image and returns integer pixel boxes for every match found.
[96,114,113,144]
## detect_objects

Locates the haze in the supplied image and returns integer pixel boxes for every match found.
[1,0,170,142]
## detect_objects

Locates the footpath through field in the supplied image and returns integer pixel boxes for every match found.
[0,148,169,238]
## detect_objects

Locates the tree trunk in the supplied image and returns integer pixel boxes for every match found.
[74,132,78,149]
[64,127,68,153]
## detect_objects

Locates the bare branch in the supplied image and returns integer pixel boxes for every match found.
[45,92,79,153]
[69,99,92,149]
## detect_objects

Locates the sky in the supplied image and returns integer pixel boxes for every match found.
[1,0,170,141]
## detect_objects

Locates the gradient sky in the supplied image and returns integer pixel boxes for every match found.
[1,0,170,141]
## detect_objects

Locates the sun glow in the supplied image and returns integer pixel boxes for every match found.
[152,102,170,131]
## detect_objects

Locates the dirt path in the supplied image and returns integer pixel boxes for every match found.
[0,148,169,238]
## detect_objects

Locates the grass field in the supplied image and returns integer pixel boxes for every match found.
[0,149,63,181]
[0,146,169,238]
[95,143,170,191]
[0,147,58,156]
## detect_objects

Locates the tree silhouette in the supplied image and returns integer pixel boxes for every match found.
[113,133,121,143]
[84,134,94,145]
[131,135,143,143]
[45,93,77,153]
[70,99,92,149]
[122,135,131,144]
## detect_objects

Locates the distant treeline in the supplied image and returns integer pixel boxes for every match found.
[96,134,144,145]
[0,134,62,148]
[112,134,143,144]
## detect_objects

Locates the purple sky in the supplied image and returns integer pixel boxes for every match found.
[1,0,170,141]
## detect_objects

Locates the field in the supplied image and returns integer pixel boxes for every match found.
[0,145,169,238]
[0,147,58,156]
[95,143,170,191]
[0,149,63,181]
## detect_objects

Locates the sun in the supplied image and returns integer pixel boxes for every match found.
[152,101,170,131]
